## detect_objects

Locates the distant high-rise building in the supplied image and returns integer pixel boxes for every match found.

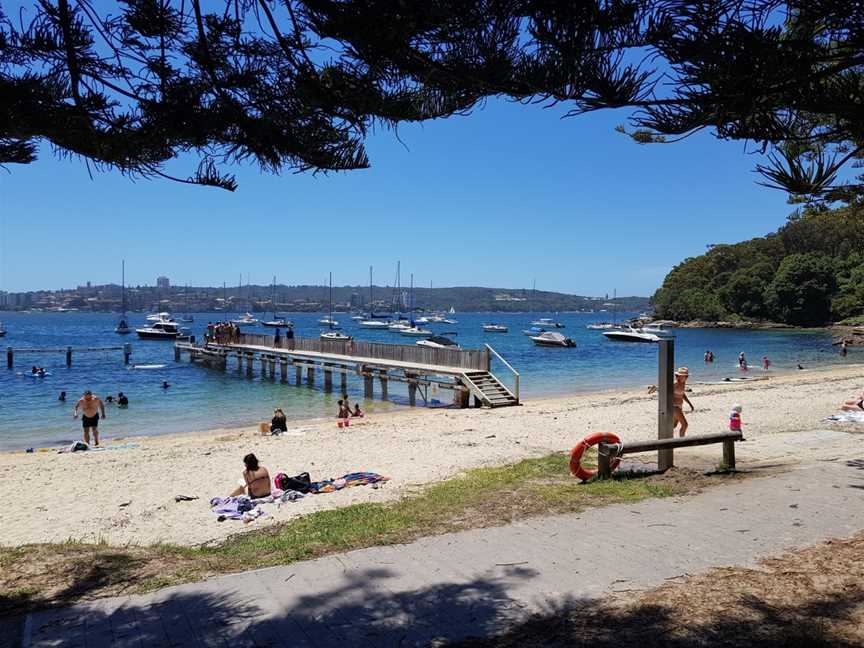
[349,291,363,308]
[156,276,170,289]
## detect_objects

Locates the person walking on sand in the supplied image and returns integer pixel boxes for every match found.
[673,367,694,437]
[762,355,771,370]
[841,340,848,357]
[738,352,748,370]
[73,390,106,446]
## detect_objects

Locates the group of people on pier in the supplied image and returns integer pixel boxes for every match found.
[206,321,242,345]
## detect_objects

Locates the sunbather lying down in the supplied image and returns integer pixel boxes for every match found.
[841,391,864,412]
[229,453,271,498]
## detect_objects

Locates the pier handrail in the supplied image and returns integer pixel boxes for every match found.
[231,333,490,371]
[485,344,520,403]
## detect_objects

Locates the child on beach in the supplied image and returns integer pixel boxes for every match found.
[729,404,742,432]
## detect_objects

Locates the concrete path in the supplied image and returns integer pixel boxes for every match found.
[16,456,864,648]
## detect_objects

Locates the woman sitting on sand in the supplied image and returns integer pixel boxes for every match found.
[229,453,271,499]
[840,391,864,412]
[271,408,287,433]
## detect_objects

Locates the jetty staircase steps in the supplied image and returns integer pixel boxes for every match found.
[461,370,519,407]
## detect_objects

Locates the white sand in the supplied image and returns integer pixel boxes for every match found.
[3,365,863,547]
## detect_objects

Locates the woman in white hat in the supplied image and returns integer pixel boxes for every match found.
[673,367,694,437]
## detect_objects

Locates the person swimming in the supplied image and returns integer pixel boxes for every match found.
[352,403,364,417]
[117,392,129,406]
[58,391,66,402]
[162,381,170,389]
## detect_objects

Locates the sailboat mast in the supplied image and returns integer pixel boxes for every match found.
[121,260,126,314]
[328,272,333,329]
[369,265,373,319]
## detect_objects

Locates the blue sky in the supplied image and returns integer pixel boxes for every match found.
[0,99,791,296]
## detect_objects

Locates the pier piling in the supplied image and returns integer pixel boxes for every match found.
[6,347,12,369]
[340,371,347,392]
[324,366,333,391]
[379,370,388,399]
[364,373,374,398]
[66,347,72,367]
[306,367,315,384]
[280,358,288,383]
[295,365,302,385]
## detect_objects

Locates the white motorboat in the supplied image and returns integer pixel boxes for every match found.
[522,326,547,336]
[530,317,565,328]
[416,335,459,349]
[441,318,458,325]
[321,331,352,341]
[351,315,365,321]
[414,316,431,324]
[136,319,180,340]
[530,331,576,347]
[0,322,6,338]
[586,322,617,330]
[360,320,390,329]
[146,311,172,322]
[602,327,661,343]
[232,312,259,326]
[399,326,433,338]
[318,317,339,327]
[641,322,675,337]
[388,321,411,331]
[483,324,508,333]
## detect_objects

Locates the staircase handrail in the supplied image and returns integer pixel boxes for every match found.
[484,344,520,403]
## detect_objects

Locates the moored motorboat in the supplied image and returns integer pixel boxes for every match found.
[522,326,547,336]
[586,322,616,330]
[530,331,576,347]
[136,319,181,339]
[146,311,172,322]
[321,331,352,341]
[416,335,459,349]
[231,312,259,326]
[530,317,565,328]
[263,317,292,328]
[483,323,508,333]
[602,327,660,343]
[114,316,132,335]
[0,322,5,337]
[399,326,433,337]
[360,320,390,329]
[388,321,411,331]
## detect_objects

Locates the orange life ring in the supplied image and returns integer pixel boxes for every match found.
[570,432,622,481]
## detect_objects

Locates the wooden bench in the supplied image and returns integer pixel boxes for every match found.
[597,431,744,479]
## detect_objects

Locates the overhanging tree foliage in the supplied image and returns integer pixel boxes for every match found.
[1,1,862,195]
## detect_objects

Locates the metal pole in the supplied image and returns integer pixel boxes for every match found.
[6,347,12,369]
[66,346,73,368]
[657,338,675,471]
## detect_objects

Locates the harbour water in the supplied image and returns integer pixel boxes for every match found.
[0,311,855,450]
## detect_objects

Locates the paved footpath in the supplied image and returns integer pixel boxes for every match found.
[14,457,864,648]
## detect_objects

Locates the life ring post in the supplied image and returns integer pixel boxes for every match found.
[570,432,621,482]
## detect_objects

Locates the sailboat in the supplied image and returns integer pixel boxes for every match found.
[263,276,292,327]
[399,274,432,338]
[321,272,351,339]
[360,266,390,328]
[115,260,132,334]
[179,285,194,323]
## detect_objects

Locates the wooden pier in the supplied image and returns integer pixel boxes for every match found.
[6,344,132,368]
[175,333,519,408]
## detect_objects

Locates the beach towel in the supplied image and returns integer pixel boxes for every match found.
[308,472,390,494]
[825,411,864,424]
[209,496,254,520]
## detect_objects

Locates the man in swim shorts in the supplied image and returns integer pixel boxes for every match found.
[673,367,694,437]
[73,390,106,446]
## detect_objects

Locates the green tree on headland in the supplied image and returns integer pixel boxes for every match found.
[652,202,864,325]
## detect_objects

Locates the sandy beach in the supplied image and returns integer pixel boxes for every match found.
[3,364,863,547]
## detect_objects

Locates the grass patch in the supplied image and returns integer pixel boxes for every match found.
[1,452,727,618]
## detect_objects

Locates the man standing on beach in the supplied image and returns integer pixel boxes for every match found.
[673,367,694,437]
[73,390,106,446]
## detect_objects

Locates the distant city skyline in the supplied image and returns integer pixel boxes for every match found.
[0,98,791,295]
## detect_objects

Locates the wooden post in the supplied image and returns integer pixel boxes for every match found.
[723,438,736,470]
[379,370,388,399]
[6,347,12,369]
[324,366,333,391]
[236,352,243,372]
[246,353,254,378]
[340,371,347,392]
[174,345,181,362]
[295,364,302,385]
[453,381,469,408]
[657,338,675,471]
[280,357,288,383]
[364,373,374,398]
[306,366,315,384]
[407,373,417,406]
[66,346,72,368]
[598,442,612,480]
[261,355,268,378]
[473,395,482,408]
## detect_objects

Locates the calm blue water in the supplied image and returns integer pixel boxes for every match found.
[0,311,856,450]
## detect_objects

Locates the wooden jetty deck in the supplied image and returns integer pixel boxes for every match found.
[175,333,519,408]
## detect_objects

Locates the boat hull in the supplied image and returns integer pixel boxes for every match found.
[602,331,660,343]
